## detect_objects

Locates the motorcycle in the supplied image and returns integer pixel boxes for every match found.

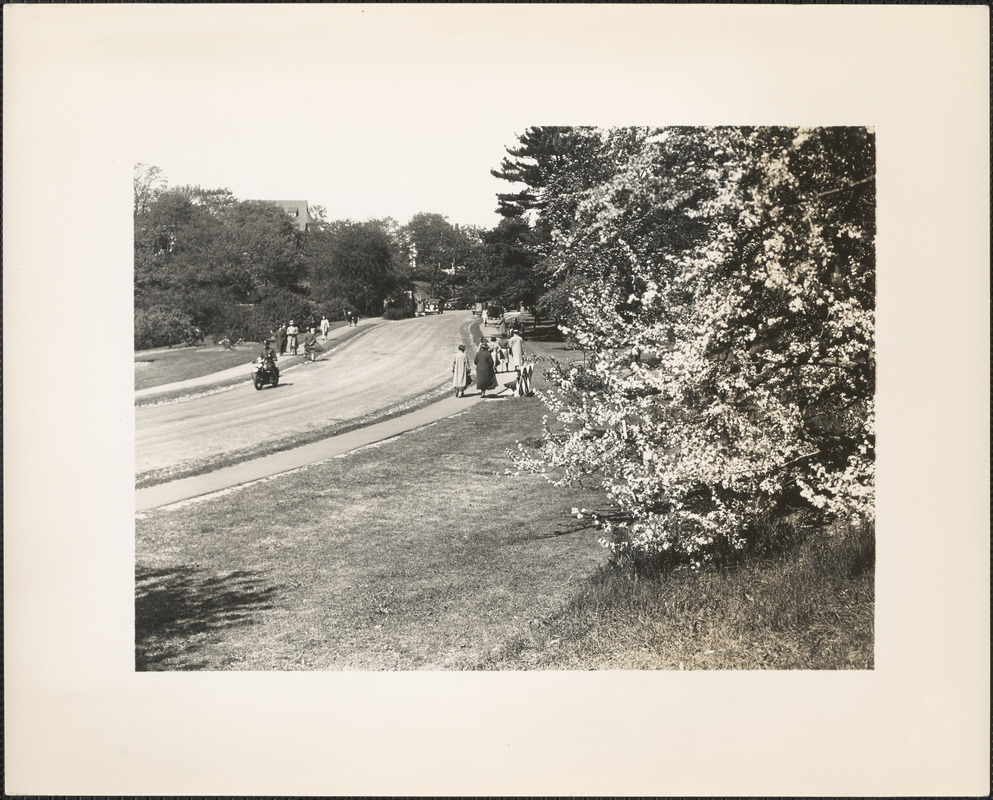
[252,356,280,390]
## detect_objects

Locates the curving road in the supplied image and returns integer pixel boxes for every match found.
[136,312,474,477]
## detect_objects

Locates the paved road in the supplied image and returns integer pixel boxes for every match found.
[135,391,487,512]
[136,312,473,477]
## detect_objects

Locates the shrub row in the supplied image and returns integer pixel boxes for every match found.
[135,288,364,348]
[134,306,193,350]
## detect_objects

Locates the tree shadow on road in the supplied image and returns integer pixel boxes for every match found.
[135,566,280,670]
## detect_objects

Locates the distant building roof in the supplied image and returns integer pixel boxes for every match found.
[256,200,315,232]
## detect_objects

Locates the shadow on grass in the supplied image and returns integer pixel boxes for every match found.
[135,566,279,670]
[523,324,566,343]
[507,517,602,543]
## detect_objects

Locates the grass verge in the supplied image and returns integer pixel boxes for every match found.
[472,522,874,670]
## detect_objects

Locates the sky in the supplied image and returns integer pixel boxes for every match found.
[112,6,548,229]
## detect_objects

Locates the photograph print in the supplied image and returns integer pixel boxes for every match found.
[134,125,876,671]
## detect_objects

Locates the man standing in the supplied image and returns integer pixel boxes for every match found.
[320,315,330,340]
[286,320,299,355]
[277,323,287,356]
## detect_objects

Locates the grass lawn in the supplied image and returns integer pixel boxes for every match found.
[135,342,262,391]
[136,320,873,670]
[136,392,612,670]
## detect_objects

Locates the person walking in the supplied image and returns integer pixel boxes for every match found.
[474,341,497,398]
[320,315,330,340]
[303,326,319,362]
[277,323,287,356]
[508,330,524,372]
[452,343,471,398]
[488,336,503,372]
[496,336,510,372]
[286,320,299,355]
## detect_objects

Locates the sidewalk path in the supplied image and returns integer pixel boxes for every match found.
[135,317,383,400]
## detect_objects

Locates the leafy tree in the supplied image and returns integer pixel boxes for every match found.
[304,220,398,314]
[134,173,306,339]
[223,201,304,292]
[134,162,167,218]
[512,127,875,566]
[464,217,539,310]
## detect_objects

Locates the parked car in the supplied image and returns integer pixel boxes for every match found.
[424,298,442,315]
[482,304,504,327]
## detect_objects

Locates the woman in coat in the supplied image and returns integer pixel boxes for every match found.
[488,336,503,372]
[508,331,524,371]
[474,341,497,397]
[303,327,319,362]
[452,344,471,397]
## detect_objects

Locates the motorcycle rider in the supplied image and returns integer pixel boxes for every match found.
[254,339,280,389]
[260,340,278,368]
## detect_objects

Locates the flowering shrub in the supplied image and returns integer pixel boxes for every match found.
[511,128,875,566]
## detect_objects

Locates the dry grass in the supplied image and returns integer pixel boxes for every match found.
[474,523,874,670]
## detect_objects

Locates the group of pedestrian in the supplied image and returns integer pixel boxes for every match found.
[452,327,528,399]
[267,318,320,362]
[263,308,363,365]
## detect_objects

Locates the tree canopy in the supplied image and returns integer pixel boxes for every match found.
[134,166,416,344]
[303,219,399,314]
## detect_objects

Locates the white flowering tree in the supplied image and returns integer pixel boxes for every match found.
[513,127,875,566]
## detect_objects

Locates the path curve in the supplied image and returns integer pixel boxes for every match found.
[136,312,474,477]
